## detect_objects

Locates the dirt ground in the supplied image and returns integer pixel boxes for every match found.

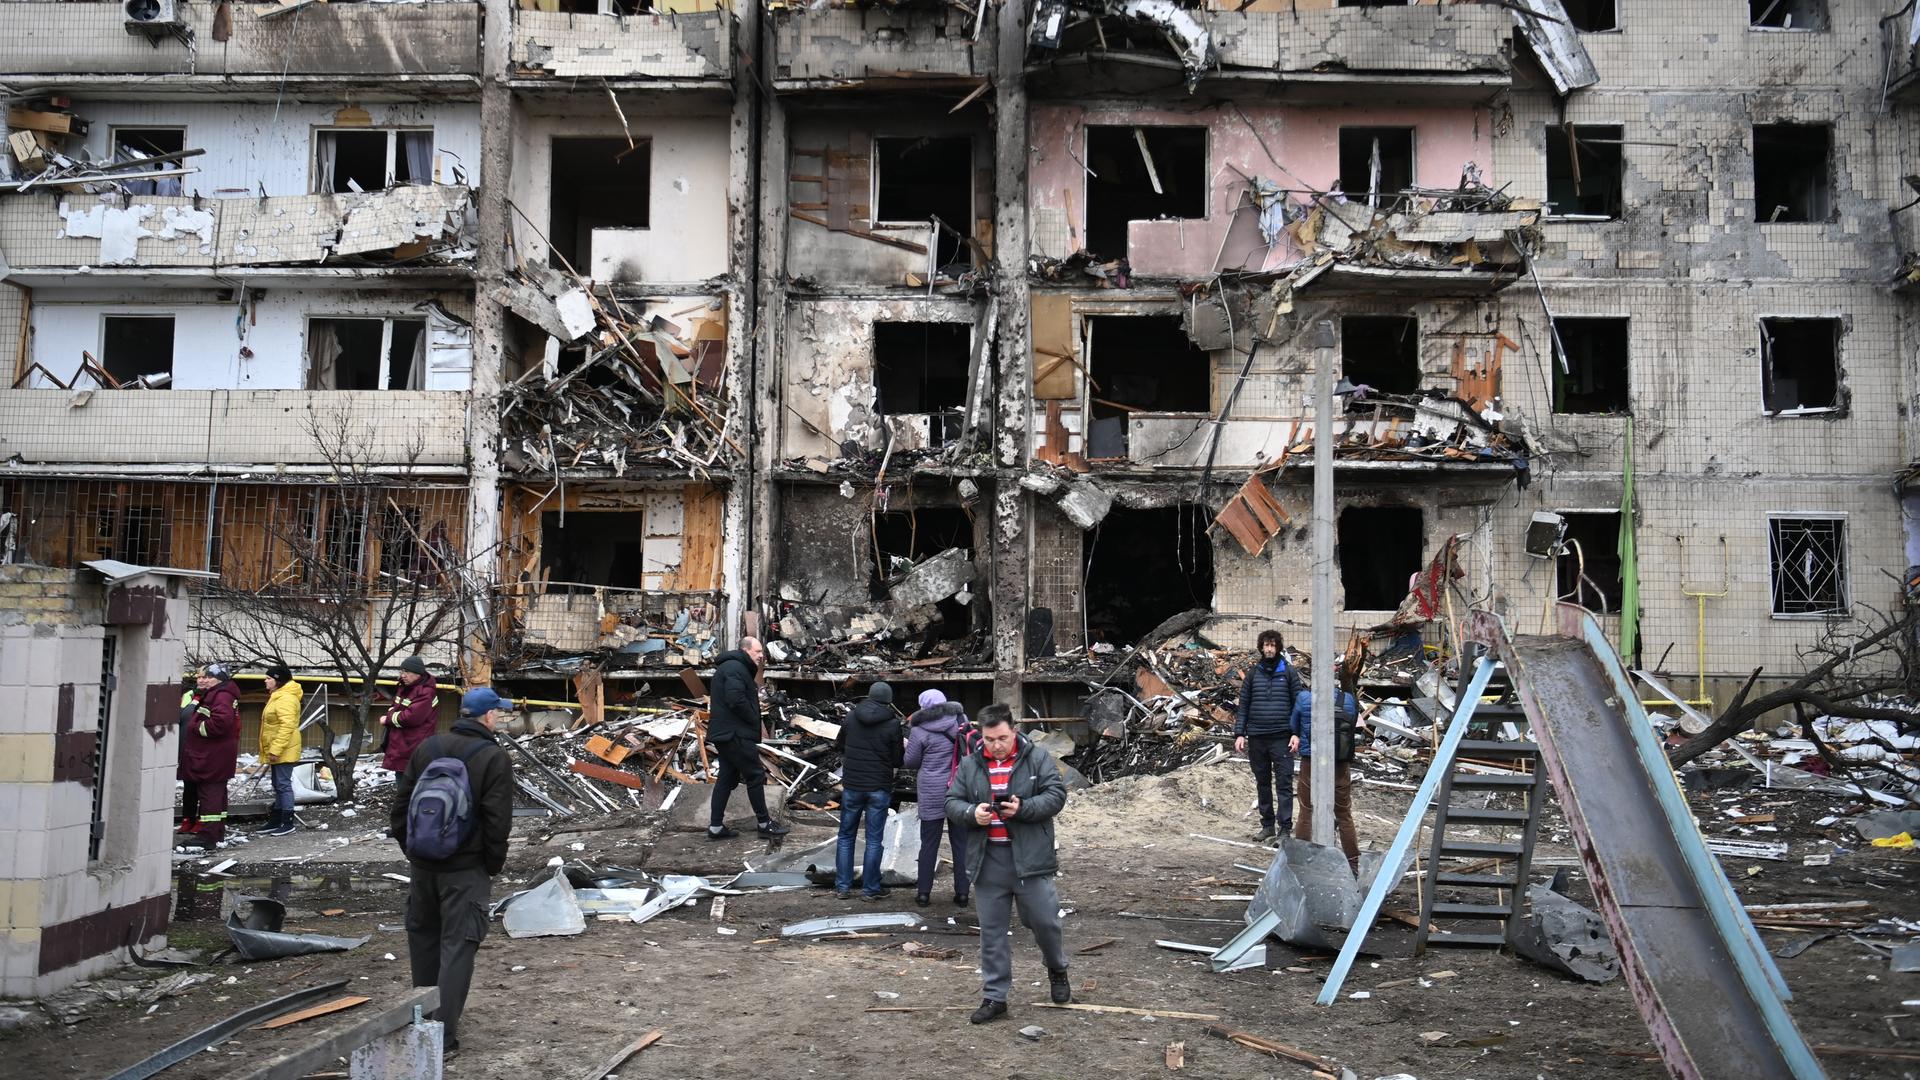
[3,761,1915,1080]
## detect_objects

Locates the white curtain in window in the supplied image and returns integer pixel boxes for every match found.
[315,132,339,194]
[306,320,341,390]
[401,131,433,186]
[405,322,427,390]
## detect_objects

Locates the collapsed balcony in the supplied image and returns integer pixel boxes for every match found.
[1024,0,1514,100]
[497,270,736,477]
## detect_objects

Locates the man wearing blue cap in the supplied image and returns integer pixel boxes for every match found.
[390,686,515,1055]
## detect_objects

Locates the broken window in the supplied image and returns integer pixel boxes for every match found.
[111,127,184,196]
[319,501,368,583]
[1085,314,1211,458]
[873,136,973,266]
[101,315,174,388]
[1083,504,1213,646]
[1752,124,1832,223]
[1083,126,1206,260]
[1340,315,1419,396]
[1545,124,1624,219]
[1336,127,1414,206]
[1555,511,1624,613]
[548,137,651,273]
[1338,506,1422,611]
[1561,0,1617,32]
[542,511,645,589]
[1769,515,1847,616]
[1760,317,1842,414]
[873,322,971,446]
[1750,0,1826,31]
[872,506,974,641]
[314,128,434,194]
[377,506,443,587]
[307,317,427,390]
[1551,317,1630,414]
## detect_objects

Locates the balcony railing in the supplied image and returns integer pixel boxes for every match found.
[510,8,731,81]
[771,5,991,87]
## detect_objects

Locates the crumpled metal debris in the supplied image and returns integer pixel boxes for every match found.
[1510,883,1620,983]
[1243,838,1397,951]
[225,897,370,961]
[502,864,587,938]
[780,912,925,938]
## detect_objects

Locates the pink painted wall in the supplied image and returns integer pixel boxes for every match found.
[1028,102,1494,279]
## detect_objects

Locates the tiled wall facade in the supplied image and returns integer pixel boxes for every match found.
[0,566,184,999]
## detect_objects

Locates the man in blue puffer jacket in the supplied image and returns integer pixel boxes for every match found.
[1234,629,1304,841]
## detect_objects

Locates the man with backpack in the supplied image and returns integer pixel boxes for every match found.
[1234,629,1305,841]
[1289,680,1365,872]
[390,686,515,1054]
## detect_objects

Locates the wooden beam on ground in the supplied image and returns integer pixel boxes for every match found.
[252,996,369,1030]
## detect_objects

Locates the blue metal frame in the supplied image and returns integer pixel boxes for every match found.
[1314,657,1498,1005]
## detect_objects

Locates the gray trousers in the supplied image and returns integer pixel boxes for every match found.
[405,865,490,1045]
[975,843,1068,1003]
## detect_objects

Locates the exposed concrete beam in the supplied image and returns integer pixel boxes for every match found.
[991,0,1033,707]
[727,0,764,645]
[466,0,514,685]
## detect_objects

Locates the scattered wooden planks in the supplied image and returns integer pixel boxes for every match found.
[253,997,369,1030]
[1204,1023,1338,1072]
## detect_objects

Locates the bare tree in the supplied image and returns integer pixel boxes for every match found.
[1668,603,1919,770]
[189,408,491,801]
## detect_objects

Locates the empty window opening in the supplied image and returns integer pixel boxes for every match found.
[308,317,427,390]
[1083,126,1206,259]
[873,322,971,446]
[542,511,645,589]
[1341,315,1419,396]
[1750,0,1826,31]
[319,501,368,583]
[874,136,973,266]
[1338,506,1422,611]
[548,137,651,273]
[378,506,444,587]
[1769,516,1847,616]
[1561,0,1617,32]
[1085,315,1211,458]
[1552,317,1631,414]
[1336,127,1414,205]
[871,506,975,640]
[1753,124,1831,222]
[111,127,184,196]
[1545,124,1624,219]
[1555,511,1624,613]
[88,632,117,862]
[101,315,174,387]
[315,128,432,194]
[1760,317,1841,414]
[1083,504,1214,646]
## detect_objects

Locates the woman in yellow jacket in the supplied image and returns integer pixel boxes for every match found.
[258,664,304,837]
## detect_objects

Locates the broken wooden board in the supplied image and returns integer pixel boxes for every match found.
[569,759,647,791]
[252,996,370,1030]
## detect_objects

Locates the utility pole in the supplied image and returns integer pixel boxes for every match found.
[466,0,513,686]
[1310,318,1336,849]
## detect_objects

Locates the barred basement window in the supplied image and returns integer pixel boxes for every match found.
[1769,515,1848,617]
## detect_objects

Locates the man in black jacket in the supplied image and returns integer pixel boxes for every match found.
[390,686,515,1054]
[707,637,791,840]
[835,682,903,899]
[1234,628,1305,841]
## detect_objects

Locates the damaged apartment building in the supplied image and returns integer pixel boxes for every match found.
[1,0,1916,746]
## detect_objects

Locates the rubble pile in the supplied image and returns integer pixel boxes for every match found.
[765,545,990,674]
[498,597,722,674]
[497,267,736,478]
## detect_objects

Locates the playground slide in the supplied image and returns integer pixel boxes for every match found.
[1490,606,1824,1080]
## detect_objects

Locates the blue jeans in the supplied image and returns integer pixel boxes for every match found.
[835,789,889,895]
[270,763,295,817]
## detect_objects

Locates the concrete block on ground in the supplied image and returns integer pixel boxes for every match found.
[350,1018,443,1080]
[669,781,790,831]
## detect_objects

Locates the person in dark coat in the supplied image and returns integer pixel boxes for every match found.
[1234,629,1305,841]
[380,655,439,772]
[835,682,903,899]
[706,637,790,839]
[1290,685,1366,870]
[390,687,516,1055]
[902,688,971,907]
[179,663,241,848]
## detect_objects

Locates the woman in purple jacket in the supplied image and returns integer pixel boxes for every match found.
[903,689,974,907]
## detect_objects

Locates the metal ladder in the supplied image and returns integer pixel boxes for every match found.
[1415,656,1548,950]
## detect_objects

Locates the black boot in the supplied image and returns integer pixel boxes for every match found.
[969,998,1007,1025]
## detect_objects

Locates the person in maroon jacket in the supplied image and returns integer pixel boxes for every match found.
[380,656,439,772]
[178,663,241,848]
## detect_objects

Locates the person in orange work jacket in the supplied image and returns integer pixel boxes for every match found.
[381,655,439,772]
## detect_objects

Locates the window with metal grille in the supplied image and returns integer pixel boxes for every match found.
[1768,516,1848,617]
[89,633,117,862]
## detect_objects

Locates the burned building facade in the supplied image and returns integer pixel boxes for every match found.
[0,0,1912,723]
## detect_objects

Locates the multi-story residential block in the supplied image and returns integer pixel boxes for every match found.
[0,0,1911,994]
